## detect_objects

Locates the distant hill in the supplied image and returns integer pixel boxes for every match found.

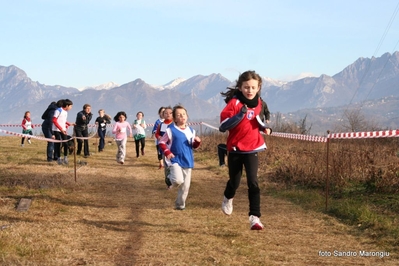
[262,52,399,113]
[1,51,399,134]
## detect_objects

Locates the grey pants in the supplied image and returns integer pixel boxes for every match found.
[115,138,127,163]
[169,163,192,209]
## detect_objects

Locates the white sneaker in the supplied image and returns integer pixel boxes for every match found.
[27,139,31,144]
[249,215,264,230]
[221,196,233,215]
[63,156,68,165]
[57,158,63,165]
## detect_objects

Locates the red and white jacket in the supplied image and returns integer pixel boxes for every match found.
[22,118,34,131]
[220,98,267,153]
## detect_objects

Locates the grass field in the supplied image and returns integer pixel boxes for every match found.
[0,135,398,265]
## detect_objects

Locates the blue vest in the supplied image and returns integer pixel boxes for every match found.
[168,125,195,168]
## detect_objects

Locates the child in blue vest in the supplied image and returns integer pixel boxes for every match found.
[158,105,201,210]
[151,106,165,169]
[155,106,174,188]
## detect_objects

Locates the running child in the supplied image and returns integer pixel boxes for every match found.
[158,105,201,210]
[151,106,165,169]
[112,111,133,165]
[155,106,174,188]
[95,109,111,152]
[132,111,147,158]
[21,111,34,147]
[219,70,272,230]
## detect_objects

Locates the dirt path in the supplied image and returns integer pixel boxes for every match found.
[68,139,395,265]
[1,138,397,265]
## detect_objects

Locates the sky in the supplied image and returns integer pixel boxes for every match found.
[2,0,399,89]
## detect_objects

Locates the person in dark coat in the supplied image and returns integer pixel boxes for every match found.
[41,101,58,162]
[74,104,93,157]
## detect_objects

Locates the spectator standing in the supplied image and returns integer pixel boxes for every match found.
[52,99,74,165]
[41,101,58,161]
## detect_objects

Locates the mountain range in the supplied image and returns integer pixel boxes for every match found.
[1,51,399,135]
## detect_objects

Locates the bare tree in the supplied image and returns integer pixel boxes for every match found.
[339,109,382,132]
[298,114,312,134]
[344,109,365,132]
[273,112,283,132]
[271,113,312,134]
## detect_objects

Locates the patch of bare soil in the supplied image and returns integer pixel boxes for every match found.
[0,138,397,265]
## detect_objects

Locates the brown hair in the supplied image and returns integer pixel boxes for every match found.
[220,70,262,103]
[83,104,91,109]
[172,104,188,121]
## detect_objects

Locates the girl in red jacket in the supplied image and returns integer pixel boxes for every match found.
[219,70,272,230]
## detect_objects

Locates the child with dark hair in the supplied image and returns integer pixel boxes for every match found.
[155,106,174,188]
[52,99,74,165]
[41,101,58,161]
[112,111,132,165]
[159,105,201,210]
[74,104,93,157]
[21,111,34,147]
[219,70,272,230]
[95,109,111,152]
[133,111,147,158]
[217,143,227,167]
[152,106,165,169]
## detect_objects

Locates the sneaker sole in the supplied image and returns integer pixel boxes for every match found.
[251,224,264,230]
[222,208,232,216]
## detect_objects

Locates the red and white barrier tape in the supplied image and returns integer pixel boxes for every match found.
[0,129,97,142]
[0,124,43,128]
[4,122,397,142]
[271,132,328,142]
[328,129,399,139]
[200,122,219,131]
[0,122,204,128]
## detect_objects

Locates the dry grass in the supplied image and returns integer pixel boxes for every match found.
[0,135,398,265]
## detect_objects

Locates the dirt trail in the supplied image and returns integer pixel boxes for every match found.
[1,138,397,265]
[76,140,397,266]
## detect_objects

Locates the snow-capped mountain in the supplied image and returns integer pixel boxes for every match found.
[262,76,287,87]
[1,51,399,133]
[79,82,119,91]
[152,77,186,90]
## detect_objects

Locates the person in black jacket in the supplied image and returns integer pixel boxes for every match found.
[259,97,270,124]
[74,104,93,157]
[41,101,59,162]
[95,109,111,152]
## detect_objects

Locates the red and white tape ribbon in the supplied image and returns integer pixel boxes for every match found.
[328,129,399,139]
[0,129,97,142]
[271,132,328,142]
